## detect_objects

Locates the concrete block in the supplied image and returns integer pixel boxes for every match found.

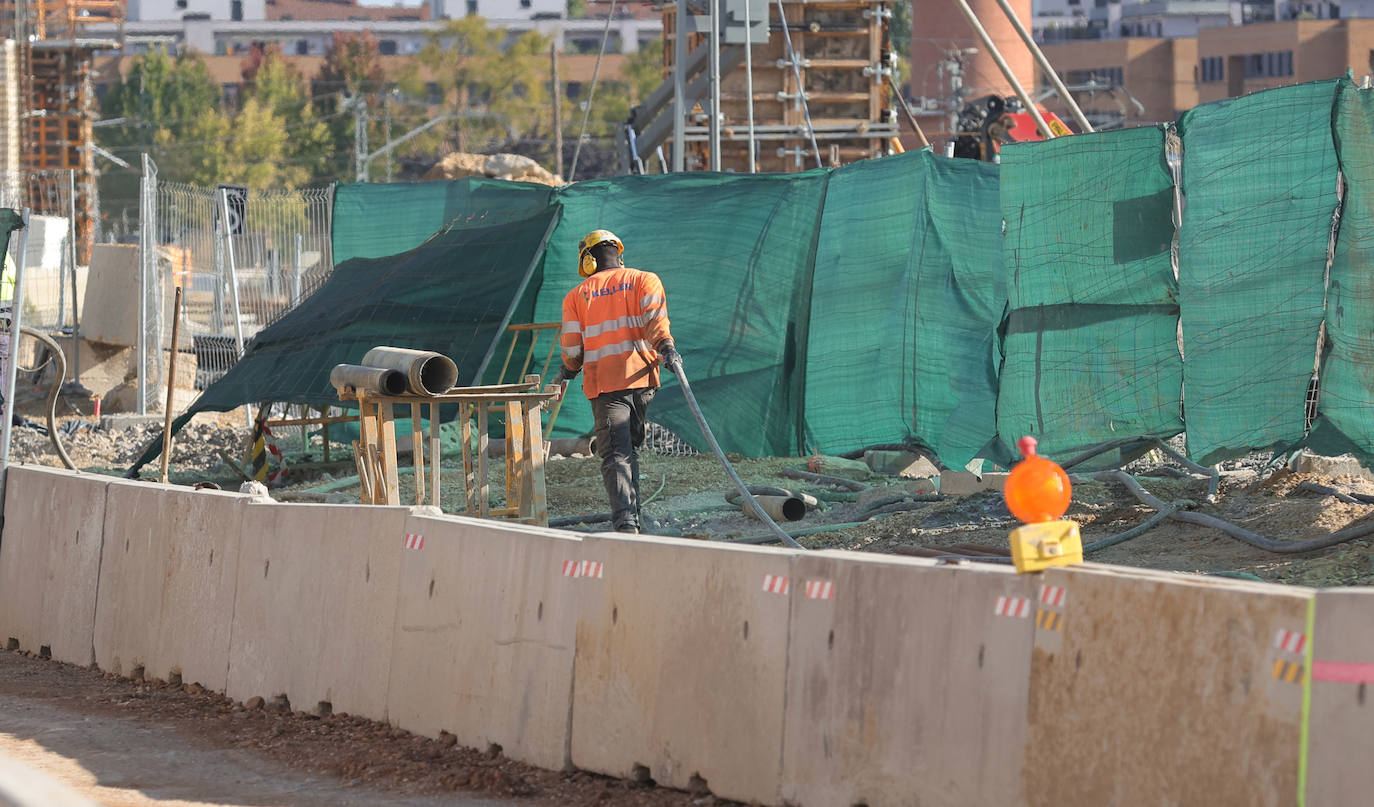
[385,514,580,770]
[1023,564,1311,807]
[804,455,873,481]
[571,534,798,804]
[94,480,249,690]
[80,245,140,347]
[938,470,1008,495]
[0,466,111,664]
[1291,451,1373,481]
[227,502,410,721]
[1305,588,1374,804]
[46,336,132,399]
[780,551,1037,806]
[863,449,940,479]
[855,479,936,510]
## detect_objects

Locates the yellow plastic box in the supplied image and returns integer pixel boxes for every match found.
[1008,519,1083,574]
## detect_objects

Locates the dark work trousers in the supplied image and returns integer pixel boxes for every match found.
[592,387,656,531]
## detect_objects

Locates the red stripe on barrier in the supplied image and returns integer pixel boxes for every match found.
[1311,661,1374,683]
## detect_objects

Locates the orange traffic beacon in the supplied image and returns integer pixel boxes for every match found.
[1005,436,1083,573]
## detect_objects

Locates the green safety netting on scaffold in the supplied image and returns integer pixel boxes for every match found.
[135,75,1374,474]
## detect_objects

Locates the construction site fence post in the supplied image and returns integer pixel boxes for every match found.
[0,209,30,500]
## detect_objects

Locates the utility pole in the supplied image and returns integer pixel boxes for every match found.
[672,0,686,171]
[350,95,369,182]
[384,91,393,182]
[708,0,721,171]
[551,44,564,179]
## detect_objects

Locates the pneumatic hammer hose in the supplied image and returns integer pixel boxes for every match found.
[668,360,804,549]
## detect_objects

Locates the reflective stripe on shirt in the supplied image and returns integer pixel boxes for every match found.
[563,345,583,359]
[641,293,664,308]
[562,321,582,334]
[643,306,667,321]
[584,338,651,363]
[585,314,645,339]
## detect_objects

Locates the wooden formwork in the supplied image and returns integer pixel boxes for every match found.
[663,0,897,173]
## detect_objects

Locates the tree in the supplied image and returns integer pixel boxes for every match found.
[244,44,333,184]
[96,47,224,232]
[314,31,389,180]
[624,39,665,104]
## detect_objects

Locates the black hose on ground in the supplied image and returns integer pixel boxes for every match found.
[1151,438,1220,502]
[1094,469,1374,554]
[670,363,803,549]
[21,328,75,471]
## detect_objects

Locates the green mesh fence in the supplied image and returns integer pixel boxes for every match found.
[997,125,1182,462]
[129,209,558,472]
[802,151,1004,469]
[1310,82,1374,462]
[1177,79,1341,465]
[527,172,830,457]
[331,177,554,265]
[142,76,1374,475]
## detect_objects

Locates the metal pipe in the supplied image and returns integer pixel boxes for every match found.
[988,0,1092,133]
[219,188,246,360]
[708,0,721,170]
[950,0,1055,139]
[744,0,757,171]
[673,0,686,171]
[1,209,30,498]
[137,157,149,415]
[330,364,408,396]
[741,494,806,522]
[67,170,81,387]
[159,286,182,484]
[360,346,458,396]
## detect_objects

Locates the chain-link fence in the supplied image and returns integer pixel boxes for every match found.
[0,170,80,332]
[140,157,334,414]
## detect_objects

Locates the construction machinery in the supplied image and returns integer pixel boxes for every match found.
[950,93,1073,161]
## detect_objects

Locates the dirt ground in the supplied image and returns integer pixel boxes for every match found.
[0,650,731,806]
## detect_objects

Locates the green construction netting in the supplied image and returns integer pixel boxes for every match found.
[1177,79,1341,465]
[997,125,1182,462]
[527,172,830,458]
[802,150,1004,469]
[331,177,554,266]
[130,207,558,472]
[1310,82,1374,462]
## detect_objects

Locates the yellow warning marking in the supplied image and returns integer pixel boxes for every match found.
[1036,609,1063,632]
[1273,659,1304,683]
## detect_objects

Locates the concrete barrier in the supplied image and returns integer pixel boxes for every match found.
[780,551,1037,806]
[570,534,798,804]
[1023,564,1312,807]
[385,514,581,771]
[93,480,250,690]
[226,502,410,720]
[1305,587,1374,804]
[0,467,112,665]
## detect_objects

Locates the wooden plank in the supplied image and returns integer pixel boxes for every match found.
[526,399,547,527]
[477,403,490,519]
[411,403,425,506]
[506,399,525,516]
[461,403,475,514]
[378,401,401,506]
[429,401,441,511]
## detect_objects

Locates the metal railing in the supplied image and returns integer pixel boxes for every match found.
[139,156,334,414]
[0,170,80,333]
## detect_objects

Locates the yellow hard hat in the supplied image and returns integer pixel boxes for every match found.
[577,229,624,278]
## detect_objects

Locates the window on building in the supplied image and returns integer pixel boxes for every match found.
[1244,50,1294,78]
[175,0,187,8]
[426,81,440,103]
[296,39,308,55]
[222,84,240,109]
[379,39,398,55]
[231,0,242,20]
[1200,56,1223,83]
[1066,66,1123,86]
[466,0,478,14]
[521,0,532,6]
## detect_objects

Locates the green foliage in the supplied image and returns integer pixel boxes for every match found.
[890,0,910,58]
[625,39,664,104]
[567,0,588,18]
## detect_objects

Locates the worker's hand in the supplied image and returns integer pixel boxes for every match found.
[553,365,580,385]
[657,341,683,376]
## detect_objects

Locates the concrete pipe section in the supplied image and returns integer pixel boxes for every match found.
[329,364,408,397]
[744,495,807,522]
[360,347,459,396]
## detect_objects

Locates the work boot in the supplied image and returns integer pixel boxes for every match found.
[614,523,639,534]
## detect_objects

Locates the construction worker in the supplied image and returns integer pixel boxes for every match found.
[555,230,681,534]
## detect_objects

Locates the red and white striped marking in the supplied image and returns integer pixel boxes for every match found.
[762,574,790,595]
[1274,628,1307,655]
[404,533,424,550]
[804,580,835,600]
[565,560,603,578]
[1039,585,1066,607]
[994,596,1032,618]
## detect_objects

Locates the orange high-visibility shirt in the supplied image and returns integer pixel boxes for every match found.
[560,267,673,399]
